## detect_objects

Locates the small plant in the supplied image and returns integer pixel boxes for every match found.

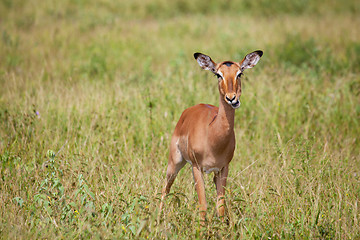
[33,150,65,225]
[74,173,96,218]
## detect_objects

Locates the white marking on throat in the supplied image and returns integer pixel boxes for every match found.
[203,167,220,174]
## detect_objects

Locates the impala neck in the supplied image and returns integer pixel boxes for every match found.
[213,95,235,134]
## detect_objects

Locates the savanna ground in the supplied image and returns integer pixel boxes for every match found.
[1,0,359,239]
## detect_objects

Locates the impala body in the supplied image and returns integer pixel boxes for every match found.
[160,50,263,222]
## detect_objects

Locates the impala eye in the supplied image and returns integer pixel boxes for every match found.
[237,72,243,79]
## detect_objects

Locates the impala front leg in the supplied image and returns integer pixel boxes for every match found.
[214,165,229,221]
[192,165,207,223]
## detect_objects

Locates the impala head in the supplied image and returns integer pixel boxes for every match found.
[194,50,263,109]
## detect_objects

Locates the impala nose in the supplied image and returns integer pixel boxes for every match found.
[225,92,237,102]
[225,93,240,109]
[225,95,236,103]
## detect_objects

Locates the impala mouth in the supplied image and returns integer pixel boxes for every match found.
[231,100,241,109]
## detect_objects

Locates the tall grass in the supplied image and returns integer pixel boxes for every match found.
[1,0,359,239]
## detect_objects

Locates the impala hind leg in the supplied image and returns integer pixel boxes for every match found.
[214,165,229,223]
[160,152,186,211]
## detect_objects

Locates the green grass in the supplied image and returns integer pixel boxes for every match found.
[1,0,359,239]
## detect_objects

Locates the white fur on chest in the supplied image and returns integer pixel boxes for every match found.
[183,159,220,174]
[203,167,220,174]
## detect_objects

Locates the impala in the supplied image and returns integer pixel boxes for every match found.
[160,50,263,222]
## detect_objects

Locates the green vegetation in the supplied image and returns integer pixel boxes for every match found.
[1,0,359,239]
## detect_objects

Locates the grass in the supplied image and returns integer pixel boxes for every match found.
[1,0,359,239]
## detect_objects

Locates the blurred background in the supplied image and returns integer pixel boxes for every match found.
[0,0,359,239]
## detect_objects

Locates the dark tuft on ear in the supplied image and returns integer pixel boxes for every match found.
[255,50,263,57]
[194,52,201,60]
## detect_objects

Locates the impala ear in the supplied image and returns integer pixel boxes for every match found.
[194,52,217,73]
[240,50,263,71]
